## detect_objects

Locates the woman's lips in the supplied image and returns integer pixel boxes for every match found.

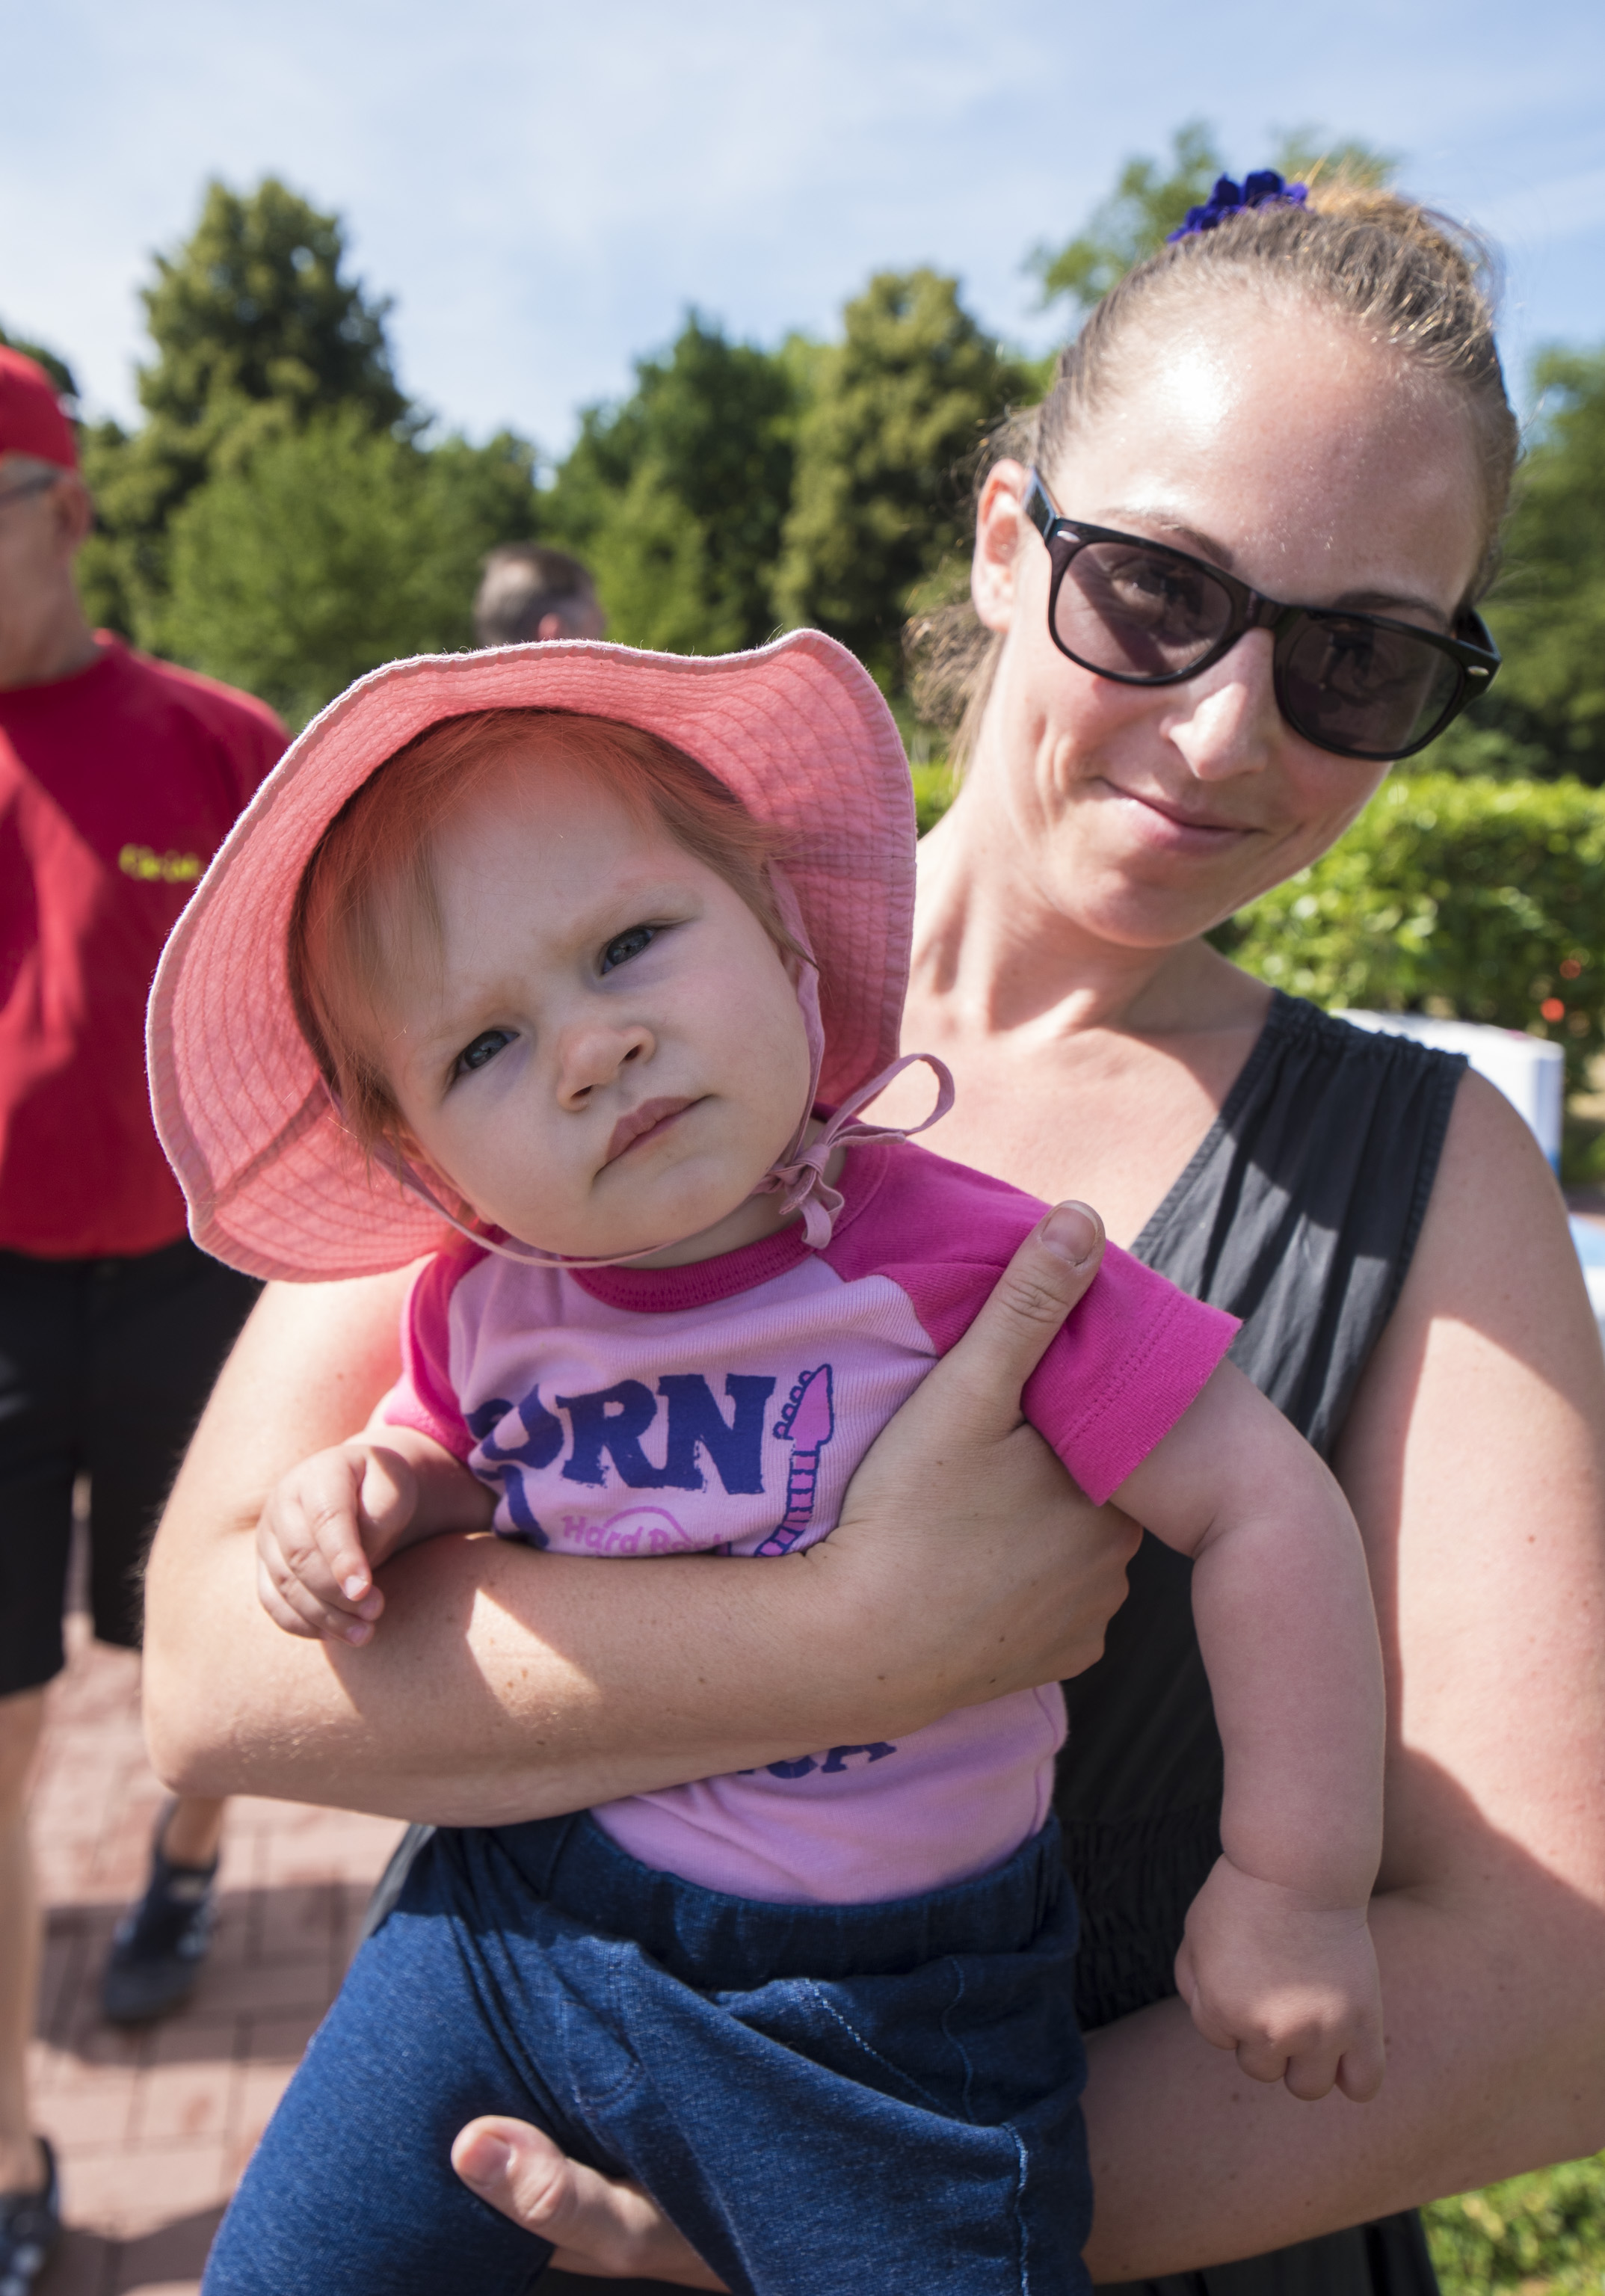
[1104,782,1257,850]
[603,1096,698,1167]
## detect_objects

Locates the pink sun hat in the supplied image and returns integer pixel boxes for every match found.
[147,628,918,1282]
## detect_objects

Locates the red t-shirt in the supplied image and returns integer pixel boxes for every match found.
[0,635,286,1258]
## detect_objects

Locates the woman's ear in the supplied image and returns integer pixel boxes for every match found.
[972,461,1029,635]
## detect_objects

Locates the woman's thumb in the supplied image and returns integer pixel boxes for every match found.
[947,1201,1106,1409]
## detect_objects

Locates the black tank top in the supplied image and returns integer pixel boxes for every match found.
[1066,992,1465,2296]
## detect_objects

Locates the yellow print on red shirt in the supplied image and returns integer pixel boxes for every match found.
[118,844,202,883]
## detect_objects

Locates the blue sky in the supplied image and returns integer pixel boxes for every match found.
[4,0,1602,457]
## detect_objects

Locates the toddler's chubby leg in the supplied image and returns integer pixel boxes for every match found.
[203,1853,564,2296]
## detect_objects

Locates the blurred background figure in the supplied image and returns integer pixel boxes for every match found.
[473,543,606,646]
[0,348,285,2285]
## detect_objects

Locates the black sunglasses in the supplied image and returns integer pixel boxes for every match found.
[1024,470,1499,763]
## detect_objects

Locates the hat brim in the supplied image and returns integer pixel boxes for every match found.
[147,630,916,1281]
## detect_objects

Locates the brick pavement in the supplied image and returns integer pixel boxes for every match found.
[29,1609,403,2295]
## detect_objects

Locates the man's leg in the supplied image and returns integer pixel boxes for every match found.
[0,1249,76,2257]
[0,1690,46,2197]
[89,1241,260,2023]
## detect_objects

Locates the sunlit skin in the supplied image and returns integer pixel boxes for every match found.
[970,316,1485,953]
[375,750,816,1269]
[872,306,1489,1232]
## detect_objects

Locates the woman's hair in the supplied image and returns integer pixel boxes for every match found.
[906,176,1521,771]
[289,708,798,1159]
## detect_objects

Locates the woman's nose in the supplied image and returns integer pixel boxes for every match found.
[555,1018,654,1108]
[1161,630,1282,782]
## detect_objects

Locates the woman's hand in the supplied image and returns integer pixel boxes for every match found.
[825,1200,1139,1708]
[144,1204,1138,1821]
[453,2121,725,2289]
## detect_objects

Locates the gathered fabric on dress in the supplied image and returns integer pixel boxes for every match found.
[1067,991,1466,2296]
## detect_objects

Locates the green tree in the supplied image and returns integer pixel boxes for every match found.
[1029,120,1397,320]
[157,409,538,729]
[774,269,1032,687]
[1429,346,1605,784]
[84,177,412,637]
[544,314,798,654]
[1029,121,1226,318]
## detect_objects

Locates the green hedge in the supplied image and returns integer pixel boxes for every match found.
[1214,774,1605,1099]
[1425,2156,1605,2293]
[915,768,1605,1101]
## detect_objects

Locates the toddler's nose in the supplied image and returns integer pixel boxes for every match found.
[556,1019,654,1107]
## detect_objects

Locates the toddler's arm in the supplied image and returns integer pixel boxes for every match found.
[1113,1361,1386,2103]
[257,1424,494,1646]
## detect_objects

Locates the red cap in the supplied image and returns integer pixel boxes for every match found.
[0,348,78,470]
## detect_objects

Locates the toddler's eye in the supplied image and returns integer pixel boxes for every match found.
[454,1028,514,1078]
[600,924,657,973]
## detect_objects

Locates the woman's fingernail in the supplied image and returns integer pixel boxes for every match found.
[342,1575,367,1600]
[1041,1202,1099,1267]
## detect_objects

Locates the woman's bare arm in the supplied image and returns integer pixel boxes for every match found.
[144,1207,1140,1823]
[449,1073,1605,2283]
[1076,1074,1605,2277]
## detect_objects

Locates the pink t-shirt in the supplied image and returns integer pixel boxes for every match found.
[384,1138,1237,1903]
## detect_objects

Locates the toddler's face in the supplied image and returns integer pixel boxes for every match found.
[377,749,813,1266]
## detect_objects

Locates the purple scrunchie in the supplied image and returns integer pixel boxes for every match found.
[1168,169,1309,241]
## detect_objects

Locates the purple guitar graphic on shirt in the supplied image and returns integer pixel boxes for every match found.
[753,1364,836,1556]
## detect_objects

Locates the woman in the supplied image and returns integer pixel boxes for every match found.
[144,178,1605,2293]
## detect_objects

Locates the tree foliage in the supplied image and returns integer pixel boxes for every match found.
[774,269,1033,686]
[1429,345,1605,784]
[82,179,419,638]
[138,178,407,443]
[1029,121,1226,318]
[155,409,536,727]
[543,315,799,655]
[68,177,540,687]
[1029,120,1397,319]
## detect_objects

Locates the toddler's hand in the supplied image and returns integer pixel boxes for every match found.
[256,1441,419,1646]
[1174,1855,1384,2102]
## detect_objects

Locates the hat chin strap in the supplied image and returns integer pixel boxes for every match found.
[378,1049,954,1273]
[377,867,952,1271]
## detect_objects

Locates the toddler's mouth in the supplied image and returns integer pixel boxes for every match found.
[603,1096,700,1167]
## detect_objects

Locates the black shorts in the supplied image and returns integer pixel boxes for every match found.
[0,1236,261,1696]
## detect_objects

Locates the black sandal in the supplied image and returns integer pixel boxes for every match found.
[0,2135,60,2295]
[99,1804,219,2024]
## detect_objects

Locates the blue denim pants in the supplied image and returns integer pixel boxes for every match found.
[204,1812,1091,2295]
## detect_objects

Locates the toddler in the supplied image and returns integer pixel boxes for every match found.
[150,633,1385,2296]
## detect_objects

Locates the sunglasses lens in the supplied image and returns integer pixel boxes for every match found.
[1052,541,1235,678]
[1279,617,1463,759]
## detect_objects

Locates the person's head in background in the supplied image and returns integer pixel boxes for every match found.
[0,348,97,689]
[473,544,607,647]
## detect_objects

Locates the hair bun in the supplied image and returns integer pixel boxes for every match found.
[1303,173,1491,301]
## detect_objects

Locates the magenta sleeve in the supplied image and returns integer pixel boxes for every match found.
[379,1252,476,1462]
[1020,1247,1239,1504]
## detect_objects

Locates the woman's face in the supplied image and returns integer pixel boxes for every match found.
[969,301,1488,950]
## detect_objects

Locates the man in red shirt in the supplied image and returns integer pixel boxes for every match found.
[0,349,286,2280]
